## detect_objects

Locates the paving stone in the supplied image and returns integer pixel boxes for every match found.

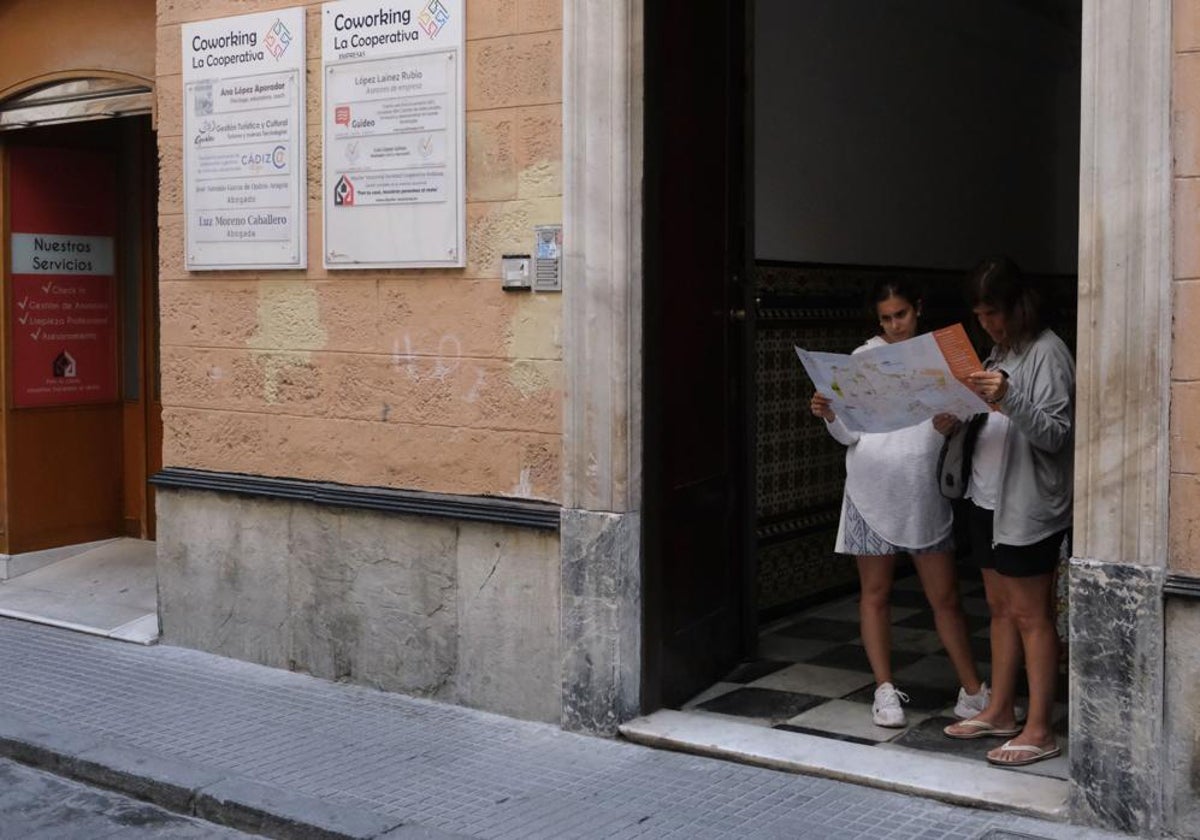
[721,659,793,683]
[775,617,862,642]
[0,619,1126,840]
[693,687,826,724]
[842,681,959,714]
[806,643,925,674]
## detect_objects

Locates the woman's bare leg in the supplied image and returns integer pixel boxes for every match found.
[980,568,1022,723]
[987,572,1059,762]
[913,550,982,694]
[944,567,1020,735]
[857,555,897,685]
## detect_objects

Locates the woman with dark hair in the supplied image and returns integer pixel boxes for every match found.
[810,279,984,728]
[939,256,1074,767]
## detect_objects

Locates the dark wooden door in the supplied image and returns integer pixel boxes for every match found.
[644,0,750,709]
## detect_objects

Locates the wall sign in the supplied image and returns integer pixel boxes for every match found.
[322,0,465,268]
[9,148,118,408]
[183,8,307,270]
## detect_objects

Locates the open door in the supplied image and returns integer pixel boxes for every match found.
[644,0,752,709]
[1,115,159,553]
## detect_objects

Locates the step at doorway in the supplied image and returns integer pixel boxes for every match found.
[0,538,158,644]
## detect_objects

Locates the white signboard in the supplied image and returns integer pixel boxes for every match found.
[322,0,465,268]
[11,234,115,276]
[183,8,307,270]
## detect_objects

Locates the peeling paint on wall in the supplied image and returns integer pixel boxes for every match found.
[508,360,550,398]
[505,295,561,361]
[247,284,327,404]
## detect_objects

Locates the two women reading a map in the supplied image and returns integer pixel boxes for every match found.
[809,279,986,729]
[939,257,1074,768]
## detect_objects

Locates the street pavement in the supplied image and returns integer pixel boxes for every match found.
[0,618,1131,840]
[0,756,252,839]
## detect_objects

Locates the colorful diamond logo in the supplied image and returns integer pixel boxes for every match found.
[418,0,451,38]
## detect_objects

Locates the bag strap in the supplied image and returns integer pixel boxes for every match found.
[937,413,987,499]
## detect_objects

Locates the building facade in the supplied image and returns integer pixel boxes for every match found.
[0,0,1198,835]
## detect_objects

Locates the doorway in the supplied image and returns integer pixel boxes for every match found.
[641,0,1081,799]
[0,110,161,643]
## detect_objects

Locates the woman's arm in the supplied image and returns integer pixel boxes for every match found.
[996,340,1075,453]
[810,391,860,445]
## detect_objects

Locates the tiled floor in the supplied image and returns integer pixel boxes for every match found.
[683,570,1070,780]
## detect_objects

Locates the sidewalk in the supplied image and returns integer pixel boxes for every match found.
[0,618,1128,840]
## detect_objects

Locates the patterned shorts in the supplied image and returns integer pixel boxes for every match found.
[842,493,955,557]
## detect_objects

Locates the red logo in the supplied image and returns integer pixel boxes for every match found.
[334,175,355,206]
[335,106,351,127]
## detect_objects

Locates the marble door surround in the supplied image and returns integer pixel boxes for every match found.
[559,0,1178,835]
[1070,1,1173,835]
[560,0,645,735]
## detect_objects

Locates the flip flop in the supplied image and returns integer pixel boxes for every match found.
[986,740,1062,767]
[943,719,1023,740]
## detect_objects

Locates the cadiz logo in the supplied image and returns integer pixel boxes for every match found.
[242,146,288,171]
[419,0,450,37]
[263,18,293,59]
[334,175,355,206]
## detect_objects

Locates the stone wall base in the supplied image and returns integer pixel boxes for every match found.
[156,488,562,723]
[1068,558,1165,835]
[1166,597,1200,838]
[560,509,641,734]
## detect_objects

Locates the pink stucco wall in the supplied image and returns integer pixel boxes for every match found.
[155,0,564,501]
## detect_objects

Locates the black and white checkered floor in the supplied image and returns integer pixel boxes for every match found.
[683,571,1069,779]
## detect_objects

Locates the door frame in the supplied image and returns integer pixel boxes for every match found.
[0,96,160,552]
[562,4,1170,832]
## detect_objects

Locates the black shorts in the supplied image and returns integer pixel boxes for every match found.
[967,501,1066,578]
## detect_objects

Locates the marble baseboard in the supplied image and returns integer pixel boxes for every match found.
[1068,558,1164,835]
[560,509,641,735]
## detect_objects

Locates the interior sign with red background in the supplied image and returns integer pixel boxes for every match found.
[9,147,118,408]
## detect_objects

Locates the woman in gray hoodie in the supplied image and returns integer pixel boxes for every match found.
[938,257,1073,768]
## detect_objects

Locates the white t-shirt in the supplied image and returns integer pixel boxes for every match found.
[968,412,1011,511]
[825,336,953,552]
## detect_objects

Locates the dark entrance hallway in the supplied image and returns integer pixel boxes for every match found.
[638,0,1081,806]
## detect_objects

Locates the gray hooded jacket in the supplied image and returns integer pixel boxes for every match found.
[984,328,1075,546]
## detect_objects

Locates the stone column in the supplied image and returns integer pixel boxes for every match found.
[1071,1,1172,833]
[559,0,644,733]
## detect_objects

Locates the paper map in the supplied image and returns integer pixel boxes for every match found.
[796,324,991,433]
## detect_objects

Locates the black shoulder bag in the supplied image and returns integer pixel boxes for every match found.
[936,414,987,499]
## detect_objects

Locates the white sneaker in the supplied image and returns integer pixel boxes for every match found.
[954,681,990,719]
[872,682,909,728]
[953,681,1028,722]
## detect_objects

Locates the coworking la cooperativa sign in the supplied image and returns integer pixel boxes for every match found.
[182,8,307,270]
[322,0,465,268]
